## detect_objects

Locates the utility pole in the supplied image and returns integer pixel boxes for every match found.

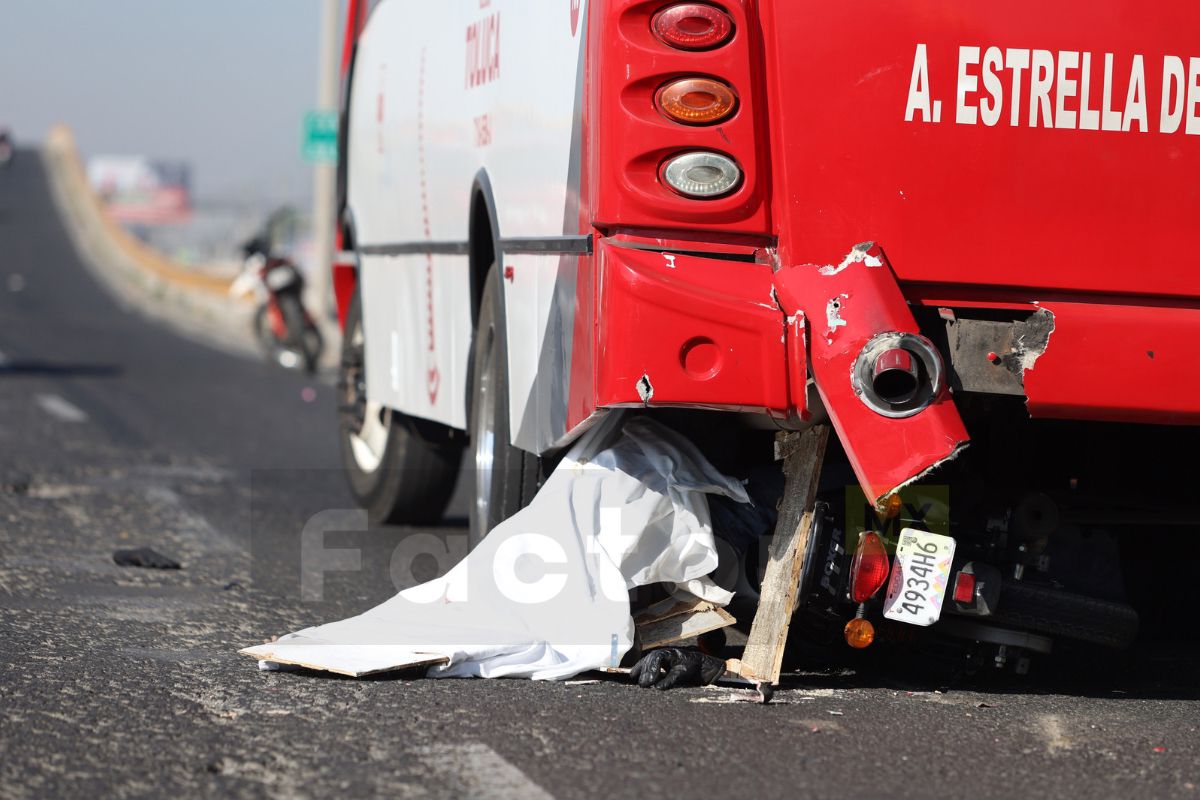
[311,0,341,320]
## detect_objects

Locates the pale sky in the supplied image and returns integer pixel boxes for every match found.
[0,1,341,205]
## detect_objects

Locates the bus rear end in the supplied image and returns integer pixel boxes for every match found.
[578,0,1200,662]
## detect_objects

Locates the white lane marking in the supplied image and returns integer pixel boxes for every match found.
[142,485,242,554]
[415,744,555,800]
[36,393,88,423]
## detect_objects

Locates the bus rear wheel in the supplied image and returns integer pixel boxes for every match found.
[469,265,545,545]
[338,290,463,525]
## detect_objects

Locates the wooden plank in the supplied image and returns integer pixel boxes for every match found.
[738,426,831,685]
[637,606,736,650]
[634,595,717,626]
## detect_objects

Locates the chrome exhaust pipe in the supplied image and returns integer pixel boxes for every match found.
[871,346,921,405]
[852,333,945,418]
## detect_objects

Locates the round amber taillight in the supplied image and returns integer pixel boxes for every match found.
[656,78,738,125]
[844,618,876,650]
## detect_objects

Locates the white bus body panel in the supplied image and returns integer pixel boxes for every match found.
[347,0,587,446]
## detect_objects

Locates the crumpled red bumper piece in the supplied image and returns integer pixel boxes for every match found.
[774,245,970,506]
[593,241,793,414]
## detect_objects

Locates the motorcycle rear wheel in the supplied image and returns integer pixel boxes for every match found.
[993,582,1140,650]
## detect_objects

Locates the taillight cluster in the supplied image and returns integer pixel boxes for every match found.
[651,3,742,199]
[844,531,891,650]
[589,0,765,233]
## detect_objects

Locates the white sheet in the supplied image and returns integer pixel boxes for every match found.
[245,414,748,680]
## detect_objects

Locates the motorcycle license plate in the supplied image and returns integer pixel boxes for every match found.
[883,529,956,627]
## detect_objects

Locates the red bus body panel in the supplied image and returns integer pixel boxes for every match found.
[759,0,1200,300]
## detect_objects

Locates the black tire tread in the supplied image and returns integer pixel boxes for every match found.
[994,582,1139,649]
[339,292,463,525]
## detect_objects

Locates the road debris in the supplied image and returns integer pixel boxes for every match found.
[113,547,180,570]
[5,474,31,495]
[690,689,775,705]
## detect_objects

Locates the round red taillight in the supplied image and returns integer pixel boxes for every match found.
[849,531,891,604]
[652,3,734,51]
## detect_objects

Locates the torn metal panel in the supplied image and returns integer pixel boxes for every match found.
[944,310,1055,396]
[773,245,969,506]
[1015,308,1055,374]
[636,374,654,405]
[817,241,885,276]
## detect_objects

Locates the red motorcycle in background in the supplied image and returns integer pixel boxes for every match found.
[230,239,324,374]
[0,128,14,167]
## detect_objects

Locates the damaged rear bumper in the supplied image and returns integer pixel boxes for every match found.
[590,237,1200,506]
[772,244,970,505]
[938,297,1200,425]
[592,239,796,417]
[591,239,969,506]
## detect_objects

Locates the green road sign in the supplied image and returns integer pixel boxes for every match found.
[302,110,339,164]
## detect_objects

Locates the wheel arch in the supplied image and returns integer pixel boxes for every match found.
[469,169,502,330]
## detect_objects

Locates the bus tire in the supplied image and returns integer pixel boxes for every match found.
[469,264,544,545]
[338,290,463,525]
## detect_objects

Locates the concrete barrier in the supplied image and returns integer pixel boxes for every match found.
[42,124,259,358]
[44,125,236,295]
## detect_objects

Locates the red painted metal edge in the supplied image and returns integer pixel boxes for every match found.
[331,254,358,332]
[591,240,793,415]
[773,245,970,506]
[1026,301,1200,425]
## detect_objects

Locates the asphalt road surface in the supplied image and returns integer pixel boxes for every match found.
[2,150,1199,799]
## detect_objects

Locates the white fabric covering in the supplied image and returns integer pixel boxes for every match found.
[247,415,748,680]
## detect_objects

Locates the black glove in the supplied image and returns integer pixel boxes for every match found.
[629,647,726,690]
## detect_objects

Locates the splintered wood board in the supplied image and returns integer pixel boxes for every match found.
[738,426,830,685]
[634,596,720,626]
[636,604,736,650]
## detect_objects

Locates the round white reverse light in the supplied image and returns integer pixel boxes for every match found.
[662,151,741,198]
